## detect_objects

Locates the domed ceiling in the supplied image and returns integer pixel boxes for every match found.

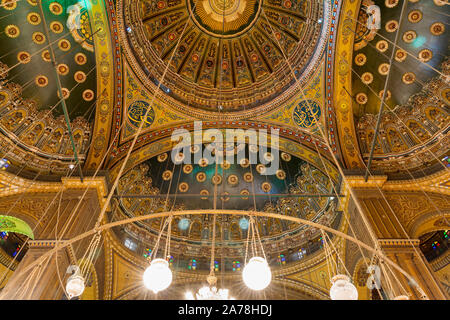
[121,0,326,115]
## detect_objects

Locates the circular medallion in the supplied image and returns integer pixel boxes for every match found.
[385,20,399,33]
[57,88,70,100]
[57,64,69,76]
[27,12,41,25]
[402,30,417,43]
[408,10,422,23]
[174,152,185,164]
[261,182,272,193]
[32,32,45,44]
[376,40,388,53]
[2,0,17,10]
[5,25,20,38]
[75,53,87,65]
[41,50,51,62]
[58,39,71,51]
[356,93,368,104]
[178,182,189,193]
[74,71,87,83]
[292,100,321,128]
[212,174,222,185]
[434,0,446,6]
[361,72,373,85]
[378,63,390,76]
[354,53,367,66]
[263,152,274,162]
[157,153,168,162]
[243,172,253,182]
[227,174,239,186]
[249,144,258,153]
[183,164,193,174]
[49,2,63,15]
[187,0,262,38]
[190,144,200,154]
[127,100,155,128]
[378,90,392,100]
[240,189,250,199]
[196,172,206,182]
[200,189,209,200]
[82,89,94,101]
[430,22,445,36]
[50,21,63,33]
[395,49,407,62]
[281,152,291,161]
[220,192,230,202]
[221,160,231,170]
[385,0,398,8]
[240,158,250,168]
[418,49,433,62]
[35,75,48,87]
[276,169,286,180]
[402,72,416,85]
[256,164,266,174]
[198,158,209,167]
[17,51,31,64]
[27,0,37,5]
[162,170,173,181]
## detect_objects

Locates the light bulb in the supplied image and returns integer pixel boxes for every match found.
[329,274,358,300]
[242,257,271,291]
[143,258,172,293]
[66,274,85,299]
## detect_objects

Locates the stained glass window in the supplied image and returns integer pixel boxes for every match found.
[232,261,240,272]
[188,259,197,270]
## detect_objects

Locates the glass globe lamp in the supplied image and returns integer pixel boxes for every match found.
[143,258,173,293]
[329,274,358,300]
[66,274,85,299]
[242,257,271,291]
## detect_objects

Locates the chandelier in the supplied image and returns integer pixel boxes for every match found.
[185,276,235,300]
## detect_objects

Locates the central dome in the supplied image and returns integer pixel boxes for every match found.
[188,0,261,38]
[121,0,326,115]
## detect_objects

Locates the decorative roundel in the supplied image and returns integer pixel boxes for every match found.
[263,152,274,162]
[198,158,209,167]
[42,50,51,62]
[178,182,189,193]
[430,22,445,36]
[17,51,31,64]
[27,12,41,25]
[385,20,399,33]
[356,93,368,104]
[2,0,17,10]
[378,63,390,76]
[243,172,253,182]
[292,100,321,128]
[200,189,209,200]
[376,40,389,53]
[193,171,206,183]
[74,71,87,83]
[227,174,239,186]
[32,32,45,44]
[256,164,266,174]
[57,64,69,75]
[378,90,392,100]
[240,158,250,168]
[402,30,417,43]
[385,0,398,8]
[127,100,155,128]
[402,72,416,85]
[361,72,373,85]
[49,2,63,15]
[221,160,231,170]
[249,144,258,153]
[418,49,433,62]
[35,75,48,87]
[173,152,185,164]
[57,87,70,100]
[27,0,38,5]
[157,153,168,162]
[395,49,407,62]
[58,39,71,51]
[220,192,230,202]
[183,164,193,174]
[276,169,286,180]
[82,89,94,101]
[240,189,250,200]
[162,170,173,181]
[261,182,272,193]
[190,144,200,153]
[434,0,446,6]
[408,10,423,23]
[354,53,367,66]
[5,25,20,38]
[281,152,291,161]
[75,53,87,65]
[212,174,222,185]
[50,21,63,33]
